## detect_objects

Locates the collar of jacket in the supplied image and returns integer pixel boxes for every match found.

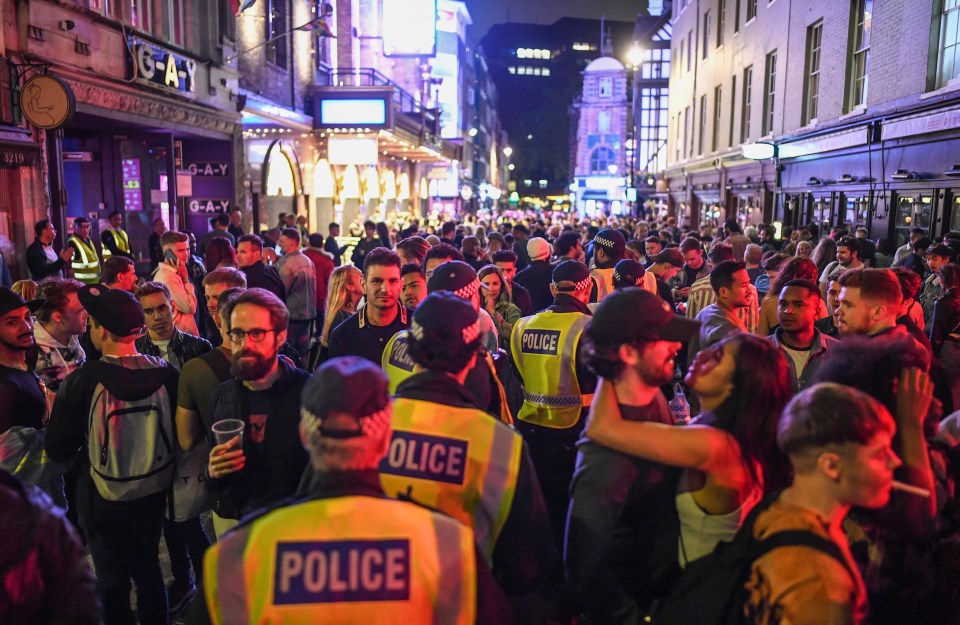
[358,302,407,328]
[138,327,185,354]
[395,370,481,410]
[34,321,77,349]
[771,326,831,355]
[549,293,592,315]
[305,469,385,501]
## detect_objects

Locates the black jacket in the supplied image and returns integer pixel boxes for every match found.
[136,328,212,369]
[241,260,286,301]
[930,287,960,357]
[26,240,65,280]
[514,260,555,313]
[511,281,533,317]
[395,371,562,596]
[205,358,310,519]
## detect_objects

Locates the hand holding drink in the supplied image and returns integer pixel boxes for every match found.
[208,419,246,478]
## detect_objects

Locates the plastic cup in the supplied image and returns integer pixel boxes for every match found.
[212,419,245,448]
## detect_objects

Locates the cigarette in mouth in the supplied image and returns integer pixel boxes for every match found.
[891,480,931,498]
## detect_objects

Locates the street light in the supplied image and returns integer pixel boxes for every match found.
[503,146,513,157]
[627,45,644,70]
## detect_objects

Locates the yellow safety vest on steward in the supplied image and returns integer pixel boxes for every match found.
[379,397,523,563]
[101,228,130,259]
[382,330,416,394]
[511,311,592,429]
[203,495,476,625]
[67,235,101,284]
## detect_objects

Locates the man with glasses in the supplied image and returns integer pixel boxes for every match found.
[205,288,310,536]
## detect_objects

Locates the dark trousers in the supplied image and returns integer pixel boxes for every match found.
[287,318,314,358]
[517,420,584,551]
[80,490,168,625]
[163,515,210,587]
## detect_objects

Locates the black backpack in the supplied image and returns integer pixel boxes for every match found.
[652,495,851,625]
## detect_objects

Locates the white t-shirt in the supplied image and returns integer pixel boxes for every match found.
[152,339,172,365]
[780,342,813,382]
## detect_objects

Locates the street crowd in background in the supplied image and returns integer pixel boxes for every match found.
[2,204,960,625]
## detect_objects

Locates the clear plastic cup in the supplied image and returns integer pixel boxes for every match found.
[212,419,245,448]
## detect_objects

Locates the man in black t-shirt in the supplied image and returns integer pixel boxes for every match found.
[327,248,410,364]
[0,287,46,433]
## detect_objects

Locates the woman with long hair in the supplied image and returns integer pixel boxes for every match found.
[204,237,238,270]
[757,256,827,335]
[811,236,838,276]
[320,265,363,348]
[376,222,392,249]
[478,264,522,351]
[585,333,792,565]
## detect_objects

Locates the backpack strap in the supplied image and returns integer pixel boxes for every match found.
[750,530,854,580]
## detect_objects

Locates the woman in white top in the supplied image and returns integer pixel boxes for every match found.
[585,333,792,565]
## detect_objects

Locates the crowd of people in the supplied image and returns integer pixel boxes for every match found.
[2,206,960,625]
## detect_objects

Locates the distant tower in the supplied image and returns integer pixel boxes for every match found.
[571,56,629,218]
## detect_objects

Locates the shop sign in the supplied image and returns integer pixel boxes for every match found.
[128,37,197,96]
[187,162,230,177]
[21,75,75,130]
[188,199,231,214]
[883,106,960,141]
[0,144,37,168]
[122,159,142,211]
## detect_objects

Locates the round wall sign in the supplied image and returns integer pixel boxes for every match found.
[21,75,75,130]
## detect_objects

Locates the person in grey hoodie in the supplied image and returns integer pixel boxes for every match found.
[275,228,316,358]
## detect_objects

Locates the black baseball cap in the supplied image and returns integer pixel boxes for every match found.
[588,288,700,345]
[926,243,955,259]
[613,259,646,289]
[78,285,144,336]
[652,248,684,268]
[301,356,391,439]
[0,286,43,318]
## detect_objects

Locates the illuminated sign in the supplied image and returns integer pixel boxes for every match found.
[320,99,386,125]
[187,162,230,177]
[122,159,142,211]
[432,52,459,139]
[127,37,197,95]
[382,0,437,57]
[327,137,379,165]
[741,142,775,160]
[187,199,231,214]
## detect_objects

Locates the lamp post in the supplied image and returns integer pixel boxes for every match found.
[626,46,644,216]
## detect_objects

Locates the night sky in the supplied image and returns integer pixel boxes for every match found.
[465,0,641,40]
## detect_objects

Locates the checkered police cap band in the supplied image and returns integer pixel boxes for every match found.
[594,235,616,250]
[454,278,482,300]
[300,406,391,440]
[410,317,481,344]
[554,276,594,292]
[613,270,643,287]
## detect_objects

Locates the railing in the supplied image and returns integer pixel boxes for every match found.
[315,67,440,134]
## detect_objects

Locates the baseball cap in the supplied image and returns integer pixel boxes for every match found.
[552,260,592,291]
[0,286,43,318]
[613,259,646,289]
[410,291,481,349]
[426,260,482,300]
[652,247,684,268]
[78,285,144,336]
[527,237,552,262]
[588,288,700,345]
[593,228,626,258]
[926,243,955,258]
[300,356,391,439]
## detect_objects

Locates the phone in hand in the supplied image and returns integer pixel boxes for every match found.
[164,249,178,265]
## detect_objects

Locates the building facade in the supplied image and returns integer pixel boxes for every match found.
[667,0,960,249]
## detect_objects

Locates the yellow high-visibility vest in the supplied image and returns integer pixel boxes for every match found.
[590,267,615,301]
[67,235,100,284]
[510,311,591,429]
[101,228,130,259]
[380,397,523,563]
[204,496,476,625]
[381,330,416,395]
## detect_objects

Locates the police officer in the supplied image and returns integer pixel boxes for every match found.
[101,211,133,261]
[382,293,559,622]
[589,229,627,301]
[67,217,101,284]
[510,260,596,545]
[196,357,511,625]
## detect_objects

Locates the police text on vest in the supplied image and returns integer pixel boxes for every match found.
[380,431,468,485]
[521,329,562,355]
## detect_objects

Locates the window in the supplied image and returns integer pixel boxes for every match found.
[684,106,691,159]
[718,0,726,47]
[698,94,707,155]
[508,67,516,74]
[746,0,757,22]
[690,100,697,156]
[542,68,551,76]
[803,22,823,125]
[702,11,711,59]
[121,0,188,48]
[741,65,753,142]
[713,85,722,151]
[599,77,613,97]
[847,0,872,108]
[687,31,693,70]
[675,114,681,162]
[734,0,741,33]
[762,51,777,135]
[590,146,617,173]
[598,111,611,133]
[639,87,669,173]
[679,41,685,73]
[729,75,737,147]
[266,0,288,68]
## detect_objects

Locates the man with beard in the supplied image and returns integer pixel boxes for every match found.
[205,288,310,530]
[566,288,699,623]
[0,287,47,433]
[31,278,87,391]
[327,248,410,364]
[819,236,864,301]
